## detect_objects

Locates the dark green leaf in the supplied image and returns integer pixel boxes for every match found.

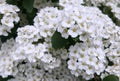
[88,78,94,81]
[0,76,13,81]
[23,0,34,13]
[51,0,59,2]
[27,9,37,17]
[26,9,37,25]
[51,31,68,49]
[103,75,119,81]
[0,14,3,20]
[6,0,17,5]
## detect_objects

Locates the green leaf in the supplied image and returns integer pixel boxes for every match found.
[51,0,59,2]
[26,9,37,25]
[0,14,3,20]
[6,0,17,5]
[51,31,68,49]
[0,76,13,81]
[103,75,119,81]
[23,0,34,13]
[27,9,37,17]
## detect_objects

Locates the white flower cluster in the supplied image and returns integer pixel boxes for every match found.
[84,0,120,78]
[84,0,107,6]
[106,0,120,20]
[34,7,62,38]
[0,37,62,78]
[0,0,20,36]
[0,39,15,77]
[101,31,120,78]
[59,0,84,7]
[0,0,120,80]
[68,42,107,80]
[58,0,120,80]
[16,25,40,44]
[85,0,120,22]
[8,60,85,81]
[33,0,55,10]
[57,5,118,39]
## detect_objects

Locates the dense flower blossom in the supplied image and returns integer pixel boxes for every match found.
[0,0,120,81]
[0,0,20,36]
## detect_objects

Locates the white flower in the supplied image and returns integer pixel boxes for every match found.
[35,43,47,59]
[68,25,81,38]
[12,45,26,60]
[57,26,69,39]
[70,70,81,77]
[41,54,53,63]
[23,44,35,54]
[34,7,61,38]
[59,0,84,6]
[0,0,6,6]
[1,15,14,27]
[58,48,68,60]
[79,32,90,41]
[11,13,20,23]
[0,56,14,78]
[39,27,52,38]
[85,66,95,75]
[0,25,11,36]
[68,60,78,70]
[61,18,75,28]
[77,61,88,70]
[33,0,53,10]
[0,4,19,14]
[16,25,40,44]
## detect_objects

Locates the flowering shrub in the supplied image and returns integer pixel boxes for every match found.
[0,0,120,81]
